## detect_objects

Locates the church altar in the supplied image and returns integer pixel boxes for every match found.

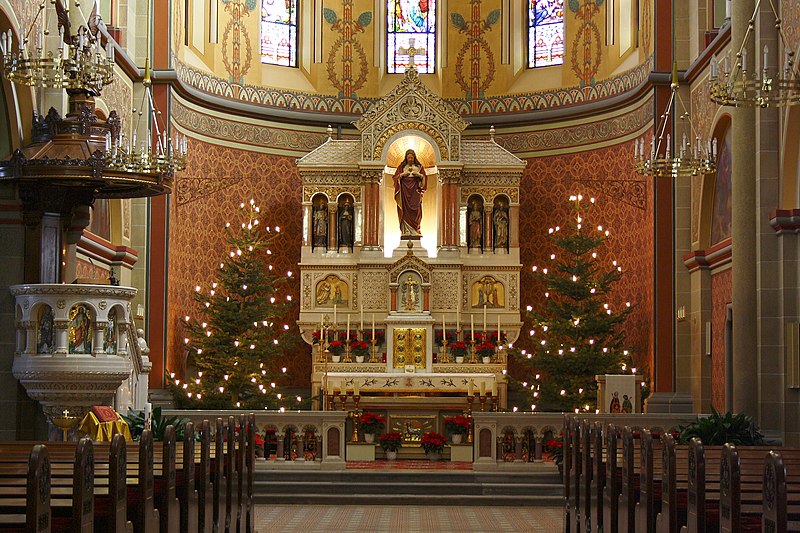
[296,66,525,426]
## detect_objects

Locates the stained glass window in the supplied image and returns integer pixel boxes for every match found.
[261,0,297,67]
[528,0,564,68]
[387,0,436,74]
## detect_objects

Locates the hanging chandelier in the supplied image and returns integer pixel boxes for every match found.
[709,0,800,108]
[0,0,114,94]
[103,59,187,176]
[634,67,717,178]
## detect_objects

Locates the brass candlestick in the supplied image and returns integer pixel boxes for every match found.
[479,394,487,412]
[349,402,362,443]
[52,409,79,442]
[441,339,449,364]
[369,338,379,363]
[468,339,477,364]
[465,398,475,444]
[344,338,353,363]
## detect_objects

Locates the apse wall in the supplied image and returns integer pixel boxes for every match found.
[167,92,656,391]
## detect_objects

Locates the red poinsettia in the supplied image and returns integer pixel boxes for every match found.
[328,340,345,355]
[359,411,386,433]
[475,341,496,357]
[420,432,446,454]
[378,432,403,452]
[444,415,471,435]
[351,340,370,357]
[449,341,468,358]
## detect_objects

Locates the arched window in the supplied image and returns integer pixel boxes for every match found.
[261,0,298,67]
[387,0,436,74]
[527,0,564,68]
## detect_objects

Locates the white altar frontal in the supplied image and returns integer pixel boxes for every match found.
[296,67,525,430]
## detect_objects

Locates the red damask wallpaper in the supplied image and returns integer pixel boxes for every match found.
[711,268,732,411]
[167,138,654,390]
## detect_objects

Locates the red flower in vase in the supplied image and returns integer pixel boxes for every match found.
[359,411,386,433]
[475,341,495,357]
[420,432,446,454]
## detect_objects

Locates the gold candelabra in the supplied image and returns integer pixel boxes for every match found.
[709,0,800,108]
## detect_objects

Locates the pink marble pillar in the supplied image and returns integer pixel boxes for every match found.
[327,204,337,251]
[361,169,383,249]
[483,207,493,251]
[509,204,520,249]
[438,169,461,248]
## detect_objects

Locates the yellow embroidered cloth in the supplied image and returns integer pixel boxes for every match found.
[78,411,132,442]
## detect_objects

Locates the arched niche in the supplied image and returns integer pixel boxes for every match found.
[381,134,440,257]
[310,193,329,251]
[492,194,510,253]
[336,193,355,252]
[466,194,484,252]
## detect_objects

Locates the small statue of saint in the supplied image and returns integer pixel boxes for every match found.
[38,306,54,354]
[392,149,427,236]
[402,274,420,311]
[337,198,354,250]
[468,200,483,250]
[493,205,509,249]
[312,201,328,249]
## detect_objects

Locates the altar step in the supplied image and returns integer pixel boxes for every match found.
[252,469,563,506]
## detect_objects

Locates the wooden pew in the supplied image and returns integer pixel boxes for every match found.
[131,429,161,533]
[180,422,199,533]
[564,416,573,533]
[244,413,255,533]
[590,421,606,533]
[572,416,583,533]
[198,420,214,533]
[603,423,620,533]
[655,433,678,533]
[235,414,245,533]
[634,429,658,533]
[618,426,636,533]
[213,417,227,533]
[28,444,50,533]
[108,433,134,533]
[225,415,238,533]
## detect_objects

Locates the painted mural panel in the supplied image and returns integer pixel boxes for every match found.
[387,0,437,73]
[710,128,732,245]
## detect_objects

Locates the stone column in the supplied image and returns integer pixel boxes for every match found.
[276,433,285,461]
[15,323,25,354]
[731,0,758,415]
[422,287,430,312]
[327,204,338,251]
[361,167,384,250]
[118,324,128,357]
[509,204,520,249]
[483,204,493,251]
[54,320,69,355]
[514,435,524,462]
[93,323,106,356]
[438,168,461,250]
[534,436,543,461]
[302,203,312,247]
[22,320,37,354]
[295,436,305,462]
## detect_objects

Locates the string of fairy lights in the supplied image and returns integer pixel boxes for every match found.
[514,194,642,414]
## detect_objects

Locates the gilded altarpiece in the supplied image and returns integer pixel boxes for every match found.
[296,68,526,419]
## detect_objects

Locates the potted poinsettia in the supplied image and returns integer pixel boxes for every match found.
[475,341,495,363]
[443,415,471,444]
[328,340,345,362]
[359,411,386,443]
[450,341,468,363]
[351,340,370,363]
[378,431,403,460]
[420,432,446,461]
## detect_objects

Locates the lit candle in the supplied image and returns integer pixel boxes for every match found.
[360,302,364,330]
[320,315,324,338]
[353,380,360,395]
[468,380,474,395]
[371,313,375,338]
[471,315,475,341]
[456,306,460,330]
[443,314,446,340]
[490,382,497,396]
[346,314,350,340]
[480,381,486,396]
[498,315,501,341]
[333,304,337,326]
[483,304,487,332]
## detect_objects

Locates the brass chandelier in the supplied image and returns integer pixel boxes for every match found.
[634,68,717,178]
[709,0,800,108]
[0,0,114,94]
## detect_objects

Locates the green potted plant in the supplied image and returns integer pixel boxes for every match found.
[443,415,471,444]
[545,434,564,475]
[378,431,403,460]
[677,408,765,445]
[420,431,446,461]
[359,411,386,443]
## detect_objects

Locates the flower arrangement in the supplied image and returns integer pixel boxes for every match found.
[449,341,468,358]
[311,330,323,345]
[443,415,471,436]
[351,340,370,357]
[378,431,403,452]
[435,329,457,346]
[364,330,385,345]
[420,432,446,454]
[337,330,358,343]
[487,331,507,344]
[475,341,496,358]
[328,340,345,356]
[359,411,386,434]
[545,435,564,466]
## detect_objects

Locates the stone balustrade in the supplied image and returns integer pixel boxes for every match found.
[10,283,150,436]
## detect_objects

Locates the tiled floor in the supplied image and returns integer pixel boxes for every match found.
[253,504,563,532]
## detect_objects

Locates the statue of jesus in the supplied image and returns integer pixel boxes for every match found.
[392,148,427,236]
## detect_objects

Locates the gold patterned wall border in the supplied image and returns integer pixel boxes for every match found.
[460,174,521,187]
[460,187,519,204]
[303,186,362,203]
[575,179,648,210]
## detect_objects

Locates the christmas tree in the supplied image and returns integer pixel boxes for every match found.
[168,199,297,409]
[510,194,636,413]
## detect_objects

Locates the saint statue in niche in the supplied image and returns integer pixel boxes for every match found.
[493,200,509,250]
[468,199,483,250]
[104,308,117,354]
[37,306,54,354]
[69,304,92,354]
[312,198,328,249]
[401,274,420,311]
[392,149,427,236]
[337,197,354,250]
